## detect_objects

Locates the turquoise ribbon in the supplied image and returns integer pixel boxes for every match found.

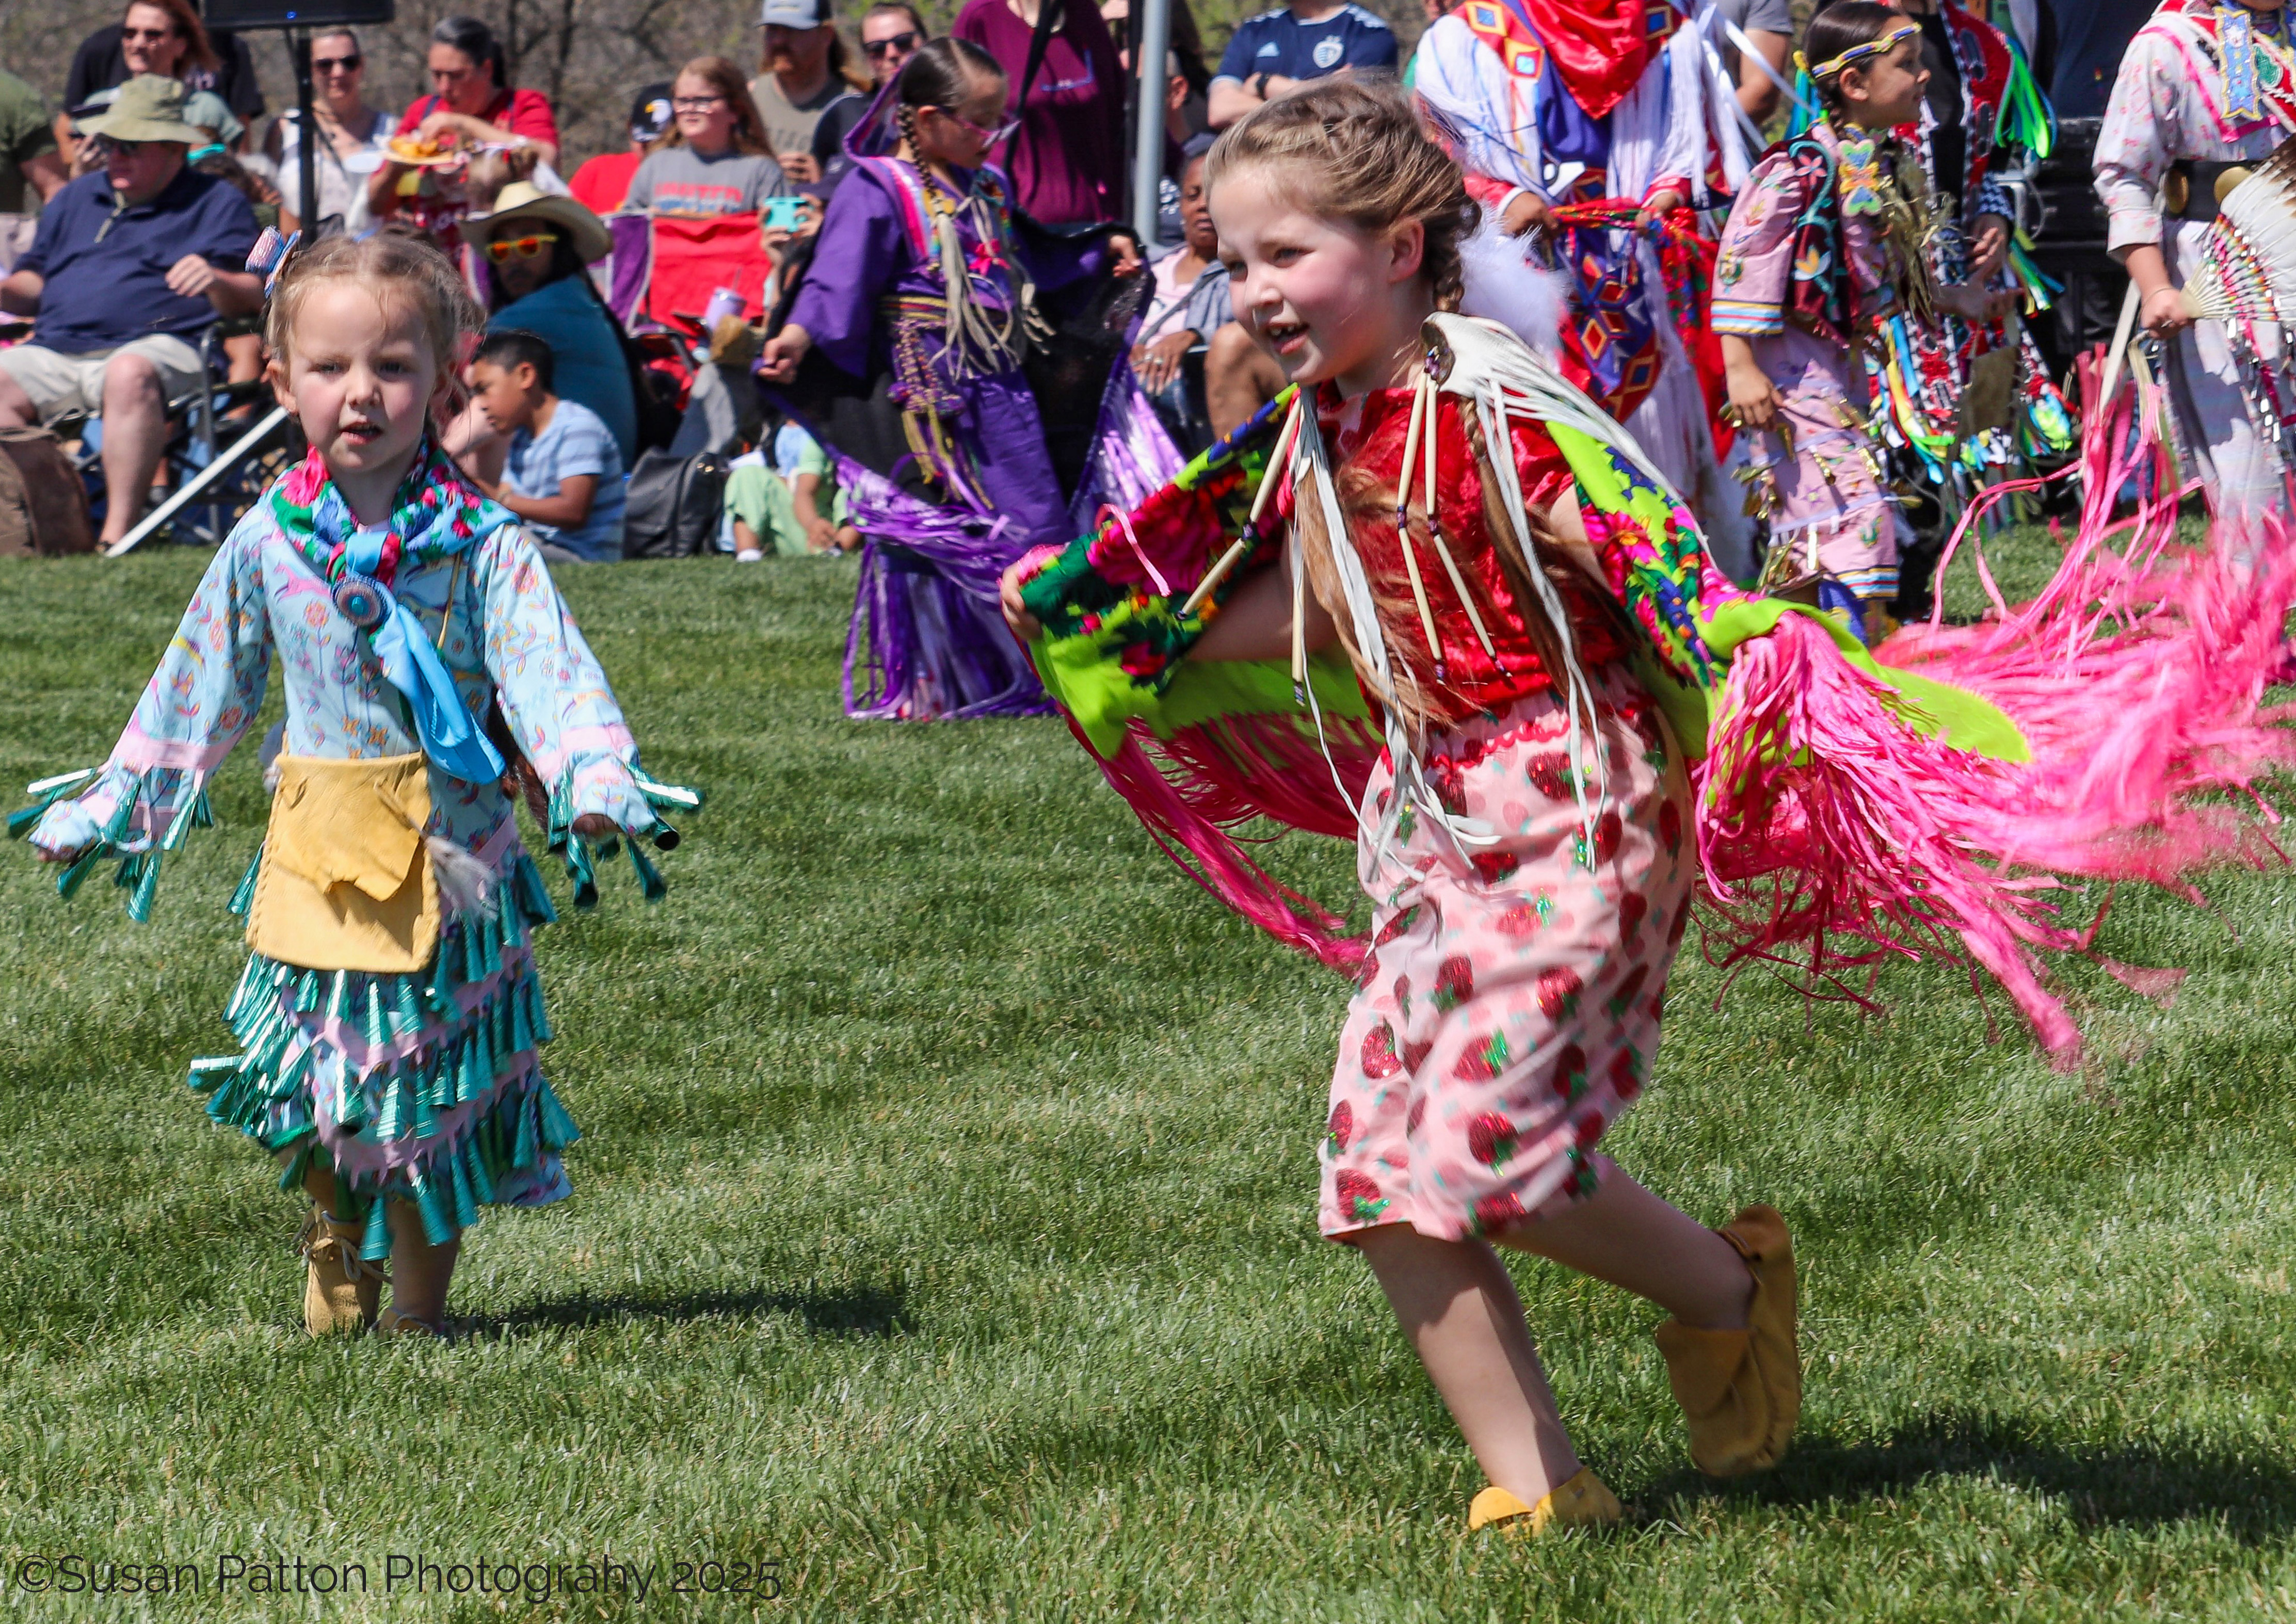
[344,522,506,786]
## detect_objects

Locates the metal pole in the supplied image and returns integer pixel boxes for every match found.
[106,406,291,557]
[1129,0,1174,246]
[292,27,319,237]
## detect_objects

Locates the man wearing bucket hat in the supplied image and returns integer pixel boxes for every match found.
[465,181,638,462]
[0,75,260,550]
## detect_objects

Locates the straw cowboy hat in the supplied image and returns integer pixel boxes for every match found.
[466,181,613,264]
[77,75,203,146]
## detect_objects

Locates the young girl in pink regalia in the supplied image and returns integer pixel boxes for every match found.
[999,72,2296,1539]
[1007,82,1801,1536]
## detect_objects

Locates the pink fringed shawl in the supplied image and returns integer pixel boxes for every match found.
[1023,345,2296,1065]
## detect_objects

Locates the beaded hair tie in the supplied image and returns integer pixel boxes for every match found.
[1795,21,1919,83]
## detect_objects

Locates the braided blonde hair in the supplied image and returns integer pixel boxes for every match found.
[1203,79,1474,314]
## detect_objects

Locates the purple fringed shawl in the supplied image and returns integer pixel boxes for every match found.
[835,456,1051,720]
[831,353,1182,722]
[1068,352,1184,531]
[834,357,1183,721]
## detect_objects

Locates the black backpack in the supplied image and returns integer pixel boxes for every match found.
[620,448,729,559]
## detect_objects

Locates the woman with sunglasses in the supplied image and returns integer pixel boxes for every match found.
[264,30,394,235]
[59,0,263,158]
[627,57,789,218]
[758,38,1113,720]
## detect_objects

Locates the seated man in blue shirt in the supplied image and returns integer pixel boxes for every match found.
[0,77,260,550]
[1208,1,1398,129]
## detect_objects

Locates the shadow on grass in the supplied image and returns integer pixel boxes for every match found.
[1637,1408,2296,1540]
[457,1282,912,1341]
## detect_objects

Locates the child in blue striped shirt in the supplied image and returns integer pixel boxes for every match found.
[467,328,629,563]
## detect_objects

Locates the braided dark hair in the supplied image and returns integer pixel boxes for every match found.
[1805,2,1914,122]
[895,38,1005,122]
[893,36,1004,189]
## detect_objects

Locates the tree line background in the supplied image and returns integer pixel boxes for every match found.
[8,0,1428,172]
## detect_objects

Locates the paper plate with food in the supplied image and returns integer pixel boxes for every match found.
[386,134,463,167]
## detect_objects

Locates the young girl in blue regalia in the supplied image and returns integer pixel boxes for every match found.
[16,234,695,1339]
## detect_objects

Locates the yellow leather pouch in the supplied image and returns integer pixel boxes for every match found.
[247,753,439,973]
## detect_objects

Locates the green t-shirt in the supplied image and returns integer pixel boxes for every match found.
[0,69,58,216]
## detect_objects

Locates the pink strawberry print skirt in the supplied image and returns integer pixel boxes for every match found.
[1319,670,1693,1243]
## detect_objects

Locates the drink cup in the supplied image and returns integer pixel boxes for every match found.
[704,286,745,329]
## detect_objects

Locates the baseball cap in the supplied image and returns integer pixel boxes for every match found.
[628,81,674,144]
[758,0,828,27]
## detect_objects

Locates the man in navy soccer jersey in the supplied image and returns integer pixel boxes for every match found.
[1207,0,1398,127]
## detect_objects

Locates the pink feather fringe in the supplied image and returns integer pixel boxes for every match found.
[1070,710,1377,971]
[1703,348,2296,1066]
[1058,352,2293,1066]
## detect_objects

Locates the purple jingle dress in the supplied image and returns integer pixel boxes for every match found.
[784,155,1080,720]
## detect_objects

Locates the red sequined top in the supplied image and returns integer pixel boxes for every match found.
[1292,383,1627,727]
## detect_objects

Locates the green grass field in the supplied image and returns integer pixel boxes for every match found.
[3,542,2294,1621]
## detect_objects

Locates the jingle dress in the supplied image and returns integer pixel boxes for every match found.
[2096,0,2295,517]
[1712,119,1920,636]
[20,447,688,1262]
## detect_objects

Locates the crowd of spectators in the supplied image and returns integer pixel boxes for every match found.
[0,0,2158,566]
[0,0,1888,563]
